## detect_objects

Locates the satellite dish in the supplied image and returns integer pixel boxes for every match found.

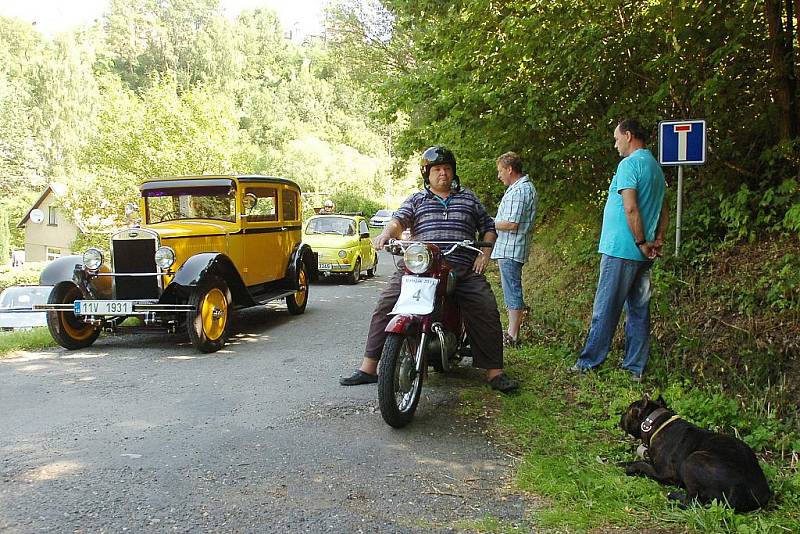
[30,209,44,224]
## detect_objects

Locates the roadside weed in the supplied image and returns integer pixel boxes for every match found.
[0,327,55,357]
[453,514,527,533]
[470,343,800,533]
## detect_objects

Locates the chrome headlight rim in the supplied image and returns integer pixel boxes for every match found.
[82,248,104,271]
[154,246,176,270]
[338,249,348,259]
[404,243,433,274]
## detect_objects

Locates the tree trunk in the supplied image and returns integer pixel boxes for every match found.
[796,0,800,62]
[766,0,798,140]
[788,0,798,131]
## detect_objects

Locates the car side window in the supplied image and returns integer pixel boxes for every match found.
[282,190,298,221]
[359,221,369,235]
[245,188,278,222]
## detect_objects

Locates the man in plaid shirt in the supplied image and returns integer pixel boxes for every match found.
[491,152,538,346]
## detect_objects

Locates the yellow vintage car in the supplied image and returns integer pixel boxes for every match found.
[303,214,378,284]
[37,175,317,353]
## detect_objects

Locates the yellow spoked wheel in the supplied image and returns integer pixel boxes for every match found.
[286,261,308,315]
[187,275,232,353]
[199,288,228,341]
[46,282,101,350]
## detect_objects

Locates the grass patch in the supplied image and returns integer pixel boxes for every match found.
[479,201,800,532]
[0,327,56,357]
[472,343,800,533]
[452,514,527,533]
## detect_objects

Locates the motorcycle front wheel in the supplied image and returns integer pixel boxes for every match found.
[378,333,423,428]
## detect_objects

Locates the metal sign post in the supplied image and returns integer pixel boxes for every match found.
[658,119,707,257]
[676,165,683,256]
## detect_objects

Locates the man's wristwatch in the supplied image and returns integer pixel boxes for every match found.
[635,238,647,247]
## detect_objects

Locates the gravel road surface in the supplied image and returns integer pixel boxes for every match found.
[1,253,534,532]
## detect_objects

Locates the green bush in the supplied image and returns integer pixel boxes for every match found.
[331,190,385,218]
[0,262,44,293]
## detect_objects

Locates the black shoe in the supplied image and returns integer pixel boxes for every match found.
[487,373,519,394]
[339,370,378,386]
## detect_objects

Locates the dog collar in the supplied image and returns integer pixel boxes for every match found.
[640,408,675,446]
[648,415,681,446]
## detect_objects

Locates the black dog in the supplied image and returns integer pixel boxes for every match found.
[620,395,772,512]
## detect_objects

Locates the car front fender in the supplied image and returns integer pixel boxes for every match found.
[161,253,252,306]
[39,255,112,299]
[287,243,319,285]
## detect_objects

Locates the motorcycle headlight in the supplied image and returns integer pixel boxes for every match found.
[338,250,347,259]
[155,246,176,270]
[82,248,104,271]
[403,243,432,274]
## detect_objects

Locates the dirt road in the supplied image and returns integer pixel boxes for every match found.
[1,254,532,532]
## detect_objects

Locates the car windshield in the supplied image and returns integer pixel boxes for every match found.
[144,185,236,223]
[306,217,356,236]
[374,210,392,217]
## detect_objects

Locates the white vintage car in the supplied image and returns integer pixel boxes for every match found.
[0,286,52,330]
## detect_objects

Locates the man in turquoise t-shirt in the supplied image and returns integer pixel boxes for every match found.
[571,119,669,381]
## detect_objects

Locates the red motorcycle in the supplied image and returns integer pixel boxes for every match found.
[377,239,490,428]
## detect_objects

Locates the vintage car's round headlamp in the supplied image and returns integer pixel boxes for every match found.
[404,243,432,274]
[83,248,104,271]
[338,250,347,259]
[154,246,176,270]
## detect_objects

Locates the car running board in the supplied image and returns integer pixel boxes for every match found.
[251,289,298,306]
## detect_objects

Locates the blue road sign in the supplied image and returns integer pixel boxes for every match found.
[658,119,706,166]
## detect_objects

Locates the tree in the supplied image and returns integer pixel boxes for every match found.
[0,16,47,183]
[102,0,238,92]
[0,210,10,266]
[330,1,800,223]
[83,77,261,179]
[765,0,798,141]
[29,32,100,176]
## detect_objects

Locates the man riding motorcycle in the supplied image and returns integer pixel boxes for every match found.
[339,146,519,394]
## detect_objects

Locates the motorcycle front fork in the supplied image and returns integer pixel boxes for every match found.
[415,332,427,375]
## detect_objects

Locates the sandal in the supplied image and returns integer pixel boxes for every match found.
[502,333,519,348]
[487,373,519,394]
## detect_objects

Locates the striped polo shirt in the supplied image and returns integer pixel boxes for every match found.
[394,187,496,267]
[490,175,537,263]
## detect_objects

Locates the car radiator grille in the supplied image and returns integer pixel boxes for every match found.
[112,239,159,299]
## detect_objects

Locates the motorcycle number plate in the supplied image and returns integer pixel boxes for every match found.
[390,276,438,315]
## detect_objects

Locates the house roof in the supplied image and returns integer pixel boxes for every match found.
[17,183,67,228]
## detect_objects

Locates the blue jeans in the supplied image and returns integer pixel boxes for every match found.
[576,254,653,375]
[497,259,525,310]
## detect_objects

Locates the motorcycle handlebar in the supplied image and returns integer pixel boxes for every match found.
[383,239,493,254]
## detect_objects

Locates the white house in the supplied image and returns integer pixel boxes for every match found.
[17,183,80,262]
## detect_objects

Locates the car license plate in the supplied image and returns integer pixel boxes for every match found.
[318,263,334,270]
[74,300,132,316]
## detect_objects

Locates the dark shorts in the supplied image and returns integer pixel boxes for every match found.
[363,264,504,369]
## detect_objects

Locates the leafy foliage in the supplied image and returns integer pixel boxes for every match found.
[329,0,799,235]
[0,211,9,265]
[2,1,415,250]
[331,190,384,217]
[482,340,800,533]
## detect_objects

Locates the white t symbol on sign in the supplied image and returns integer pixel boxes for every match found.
[673,124,692,161]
